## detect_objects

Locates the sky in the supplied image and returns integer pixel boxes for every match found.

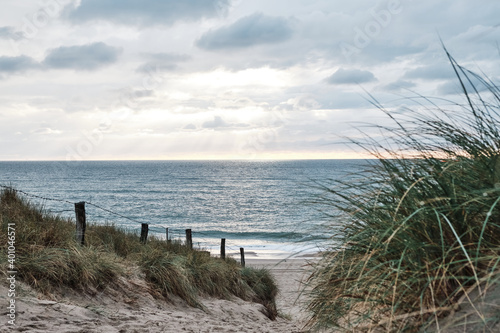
[0,0,499,161]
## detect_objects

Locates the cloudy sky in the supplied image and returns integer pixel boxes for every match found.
[0,0,499,160]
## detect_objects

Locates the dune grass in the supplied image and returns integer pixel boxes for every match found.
[307,51,500,332]
[0,188,278,319]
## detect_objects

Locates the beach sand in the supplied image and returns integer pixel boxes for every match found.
[1,258,313,332]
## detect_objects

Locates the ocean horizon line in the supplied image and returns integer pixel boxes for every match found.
[0,157,375,162]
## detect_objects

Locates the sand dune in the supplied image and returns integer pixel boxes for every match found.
[1,259,312,333]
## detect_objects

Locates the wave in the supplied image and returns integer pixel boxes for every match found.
[192,230,329,243]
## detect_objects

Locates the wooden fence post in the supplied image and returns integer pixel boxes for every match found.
[240,247,245,268]
[221,238,226,260]
[74,202,86,246]
[186,229,192,249]
[166,228,170,243]
[140,223,149,244]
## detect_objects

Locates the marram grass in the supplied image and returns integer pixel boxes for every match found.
[0,188,279,319]
[307,51,500,332]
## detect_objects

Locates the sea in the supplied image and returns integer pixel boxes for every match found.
[0,160,371,259]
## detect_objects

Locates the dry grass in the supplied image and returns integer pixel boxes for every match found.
[0,188,279,319]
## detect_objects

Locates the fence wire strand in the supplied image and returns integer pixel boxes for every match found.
[0,184,74,205]
[85,201,144,225]
[0,184,248,251]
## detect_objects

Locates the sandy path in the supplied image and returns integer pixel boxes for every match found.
[1,259,312,333]
[247,258,314,325]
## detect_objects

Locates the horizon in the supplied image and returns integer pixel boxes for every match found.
[0,156,374,162]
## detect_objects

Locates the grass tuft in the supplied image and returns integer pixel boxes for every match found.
[307,50,500,332]
[241,267,279,320]
[0,187,278,319]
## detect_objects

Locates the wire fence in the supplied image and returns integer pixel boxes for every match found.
[0,184,249,260]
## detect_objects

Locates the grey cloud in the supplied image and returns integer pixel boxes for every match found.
[383,80,416,92]
[43,42,121,70]
[437,76,490,95]
[404,63,455,80]
[65,0,229,27]
[147,53,191,63]
[202,116,228,128]
[274,96,321,112]
[202,116,249,129]
[183,124,197,130]
[0,26,23,40]
[138,63,176,73]
[134,89,154,98]
[146,53,191,62]
[326,68,377,84]
[216,97,269,110]
[114,87,157,111]
[137,53,191,73]
[0,55,39,73]
[32,127,62,135]
[0,42,120,74]
[181,99,215,109]
[120,88,155,99]
[196,12,294,50]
